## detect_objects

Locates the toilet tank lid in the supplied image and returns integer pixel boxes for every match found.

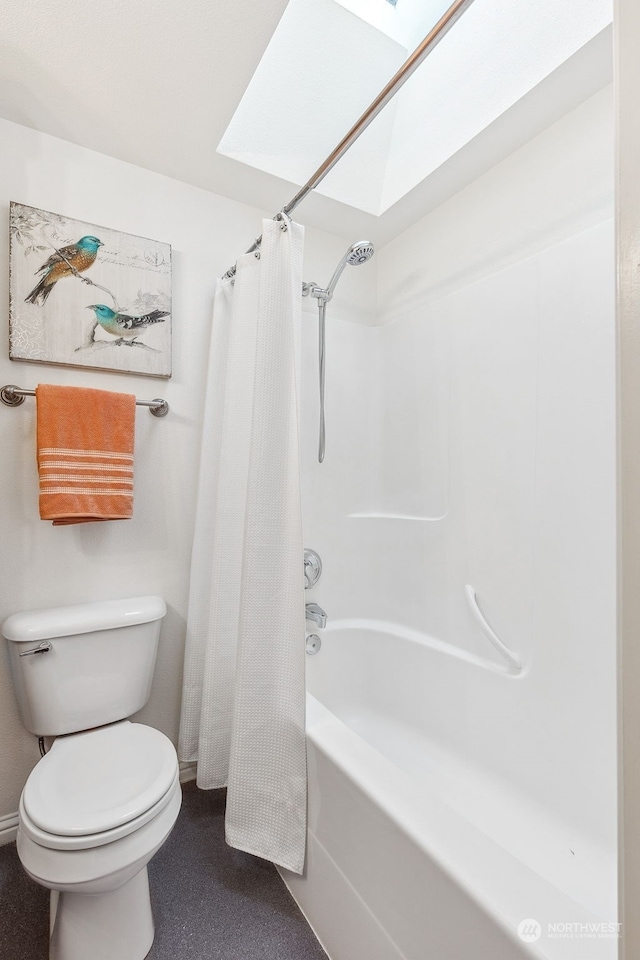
[2,595,166,642]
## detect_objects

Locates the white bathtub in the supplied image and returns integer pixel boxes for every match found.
[279,622,618,960]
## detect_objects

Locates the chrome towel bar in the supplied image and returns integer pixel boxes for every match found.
[0,384,169,418]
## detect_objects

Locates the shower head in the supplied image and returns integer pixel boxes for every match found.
[346,241,375,265]
[326,240,375,299]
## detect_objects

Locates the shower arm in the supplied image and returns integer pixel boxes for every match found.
[221,0,476,280]
[302,282,331,302]
[302,246,360,302]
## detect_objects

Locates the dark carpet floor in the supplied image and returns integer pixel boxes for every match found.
[0,781,327,959]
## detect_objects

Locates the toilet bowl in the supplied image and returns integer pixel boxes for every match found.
[2,596,181,960]
[16,720,182,960]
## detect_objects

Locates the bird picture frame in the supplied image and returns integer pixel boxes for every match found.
[9,202,172,378]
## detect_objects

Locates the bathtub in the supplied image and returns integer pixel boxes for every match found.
[279,621,618,960]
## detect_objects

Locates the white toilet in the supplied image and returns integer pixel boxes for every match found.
[2,595,182,960]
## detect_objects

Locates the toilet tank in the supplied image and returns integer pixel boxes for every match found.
[2,596,166,736]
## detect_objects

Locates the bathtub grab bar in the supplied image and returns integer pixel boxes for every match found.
[464,586,522,674]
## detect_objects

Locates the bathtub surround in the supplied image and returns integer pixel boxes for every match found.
[179,218,307,874]
[289,87,616,958]
[292,628,617,959]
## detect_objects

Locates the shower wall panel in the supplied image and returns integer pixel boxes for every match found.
[300,85,616,909]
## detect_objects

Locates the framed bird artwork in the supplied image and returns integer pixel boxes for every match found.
[9,202,172,378]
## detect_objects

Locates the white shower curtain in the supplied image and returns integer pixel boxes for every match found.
[179,217,307,874]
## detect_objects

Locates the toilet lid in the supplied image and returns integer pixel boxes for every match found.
[23,721,178,837]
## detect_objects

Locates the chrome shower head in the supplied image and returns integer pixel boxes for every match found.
[346,241,375,266]
[326,240,375,298]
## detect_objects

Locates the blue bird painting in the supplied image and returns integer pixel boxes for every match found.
[87,304,170,345]
[10,202,172,377]
[25,236,103,305]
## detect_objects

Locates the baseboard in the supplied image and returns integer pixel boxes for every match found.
[179,761,197,784]
[0,811,19,846]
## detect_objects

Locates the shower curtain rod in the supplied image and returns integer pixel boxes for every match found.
[222,0,476,280]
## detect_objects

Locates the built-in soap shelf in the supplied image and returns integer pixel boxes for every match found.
[348,512,448,522]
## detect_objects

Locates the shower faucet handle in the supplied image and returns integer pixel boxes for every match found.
[304,549,322,589]
[305,603,327,629]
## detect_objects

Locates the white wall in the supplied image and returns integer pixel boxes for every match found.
[0,116,374,823]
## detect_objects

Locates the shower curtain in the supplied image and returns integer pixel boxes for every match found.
[179,217,307,874]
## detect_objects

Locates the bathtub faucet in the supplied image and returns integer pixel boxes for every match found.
[305,602,327,629]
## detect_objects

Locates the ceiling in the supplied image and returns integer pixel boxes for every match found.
[0,0,613,247]
[219,0,612,217]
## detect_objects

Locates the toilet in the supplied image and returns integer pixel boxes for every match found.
[2,596,182,960]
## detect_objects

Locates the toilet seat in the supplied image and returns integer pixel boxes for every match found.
[19,769,181,851]
[20,721,179,851]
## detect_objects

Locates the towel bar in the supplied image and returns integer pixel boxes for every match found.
[0,384,169,418]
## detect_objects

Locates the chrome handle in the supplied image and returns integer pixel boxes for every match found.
[19,641,52,657]
[304,549,322,589]
[305,602,327,629]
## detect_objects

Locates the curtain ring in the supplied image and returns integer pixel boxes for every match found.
[277,211,291,233]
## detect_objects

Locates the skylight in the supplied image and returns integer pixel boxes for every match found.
[332,0,452,49]
[217,0,612,217]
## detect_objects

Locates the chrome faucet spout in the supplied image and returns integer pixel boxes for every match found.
[305,602,327,629]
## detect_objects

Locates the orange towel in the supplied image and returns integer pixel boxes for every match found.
[35,384,136,525]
